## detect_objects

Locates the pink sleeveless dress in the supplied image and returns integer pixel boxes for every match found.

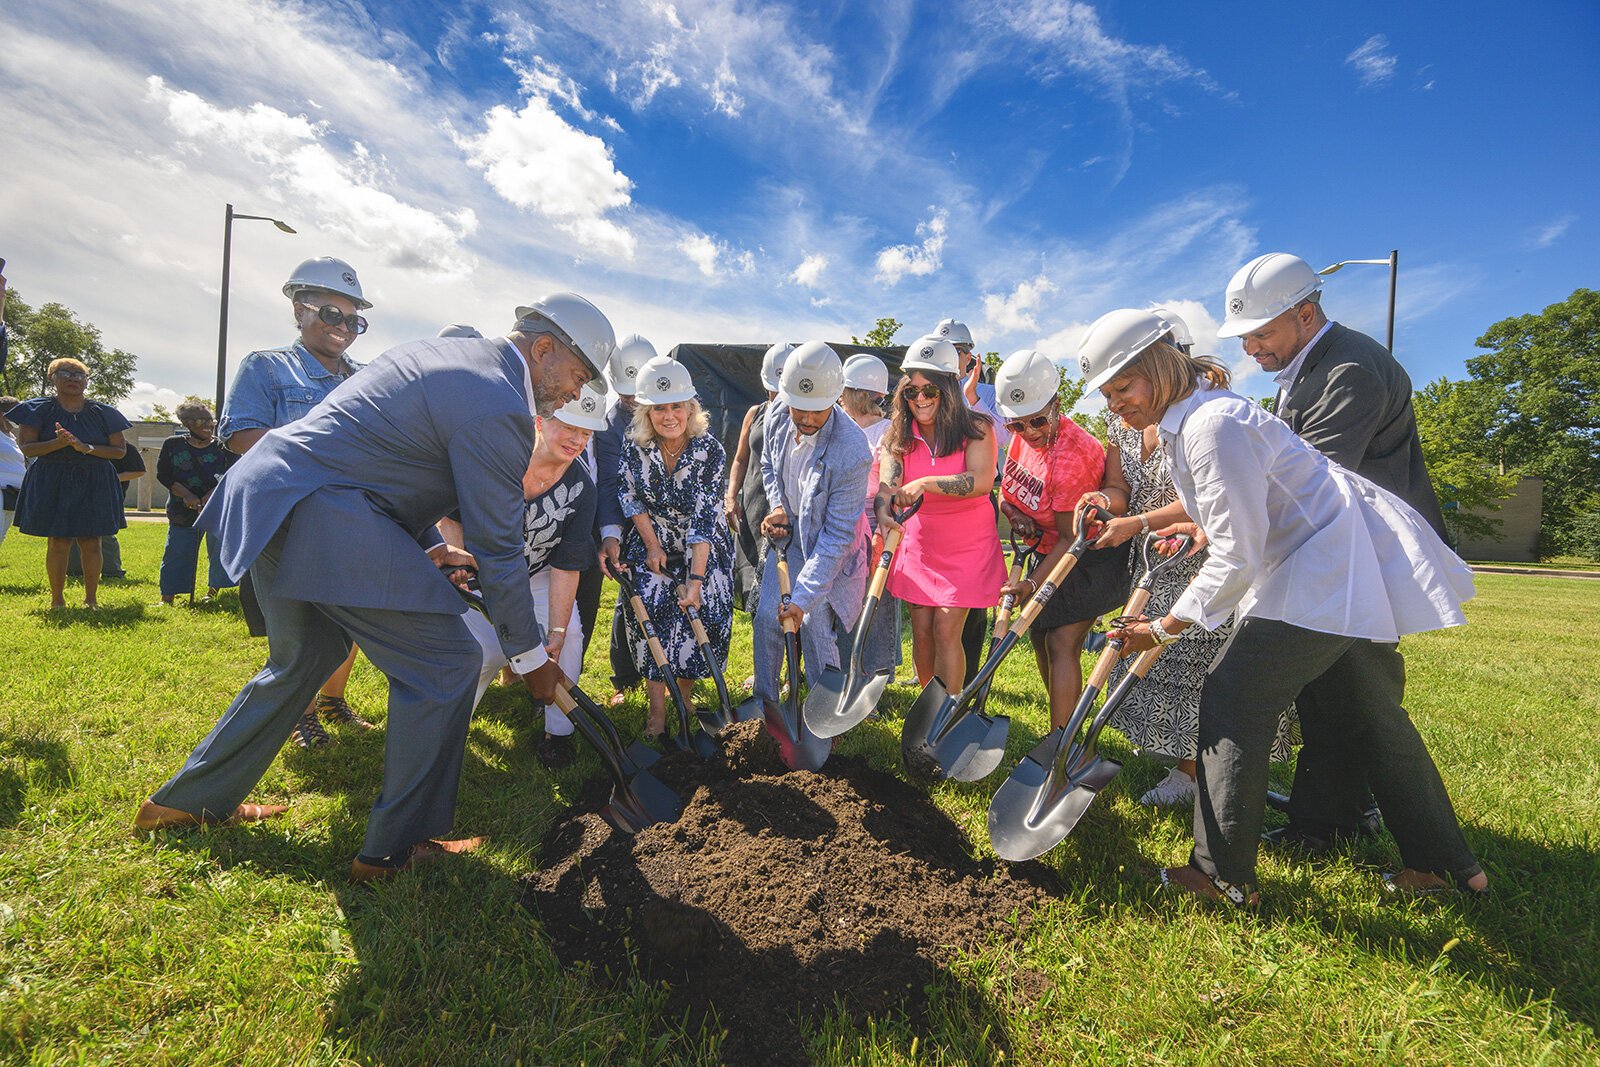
[886,425,1006,609]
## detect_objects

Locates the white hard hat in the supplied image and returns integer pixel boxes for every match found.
[900,335,961,377]
[933,318,973,346]
[437,323,482,339]
[1216,253,1322,338]
[760,342,793,392]
[841,352,889,394]
[778,341,844,412]
[994,349,1061,418]
[283,257,371,310]
[609,333,657,396]
[551,382,608,432]
[634,355,696,405]
[1077,308,1173,393]
[514,292,616,394]
[1150,307,1193,352]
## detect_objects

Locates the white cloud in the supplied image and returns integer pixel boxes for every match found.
[983,273,1057,334]
[1346,35,1398,88]
[790,252,829,288]
[874,209,948,285]
[1529,214,1576,249]
[457,93,636,260]
[680,233,722,276]
[149,77,479,276]
[708,54,745,117]
[120,381,191,420]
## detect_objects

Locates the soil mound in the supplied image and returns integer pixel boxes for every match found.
[524,721,1060,1065]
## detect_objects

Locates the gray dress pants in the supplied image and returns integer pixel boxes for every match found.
[153,525,484,860]
[1191,617,1479,887]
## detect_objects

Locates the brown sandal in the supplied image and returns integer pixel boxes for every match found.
[133,800,289,833]
[1159,864,1260,909]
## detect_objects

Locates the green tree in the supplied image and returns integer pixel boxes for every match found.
[1056,367,1109,442]
[1413,376,1518,543]
[1466,288,1600,552]
[1,289,138,403]
[851,317,902,348]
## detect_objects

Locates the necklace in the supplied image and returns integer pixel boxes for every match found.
[660,438,687,466]
[525,459,561,497]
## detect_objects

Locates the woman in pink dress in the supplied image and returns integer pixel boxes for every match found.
[875,336,1005,690]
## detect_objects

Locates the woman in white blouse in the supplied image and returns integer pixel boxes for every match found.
[1084,333,1486,907]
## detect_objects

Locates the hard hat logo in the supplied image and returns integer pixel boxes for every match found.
[656,377,671,391]
[341,271,356,286]
[938,325,950,336]
[1229,297,1245,316]
[799,378,814,392]
[581,396,597,413]
[1079,355,1091,374]
[1009,387,1026,403]
[625,366,637,378]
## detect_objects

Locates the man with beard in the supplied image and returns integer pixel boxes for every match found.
[134,294,613,882]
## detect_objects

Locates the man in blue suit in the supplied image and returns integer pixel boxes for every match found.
[134,293,614,882]
[754,342,872,703]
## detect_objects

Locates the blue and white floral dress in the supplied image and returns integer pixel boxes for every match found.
[619,432,734,681]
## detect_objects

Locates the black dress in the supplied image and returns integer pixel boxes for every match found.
[10,398,131,538]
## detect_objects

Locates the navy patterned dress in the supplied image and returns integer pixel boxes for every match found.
[10,398,131,538]
[619,432,735,681]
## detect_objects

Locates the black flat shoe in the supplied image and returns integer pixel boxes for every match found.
[536,733,575,769]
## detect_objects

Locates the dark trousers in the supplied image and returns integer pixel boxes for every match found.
[1192,617,1478,887]
[609,595,642,691]
[1287,689,1380,833]
[961,605,989,686]
[575,564,603,659]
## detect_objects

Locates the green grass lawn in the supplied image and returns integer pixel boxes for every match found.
[2,524,1597,1065]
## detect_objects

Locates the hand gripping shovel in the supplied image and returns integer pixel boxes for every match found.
[900,503,1114,784]
[802,496,924,739]
[614,569,721,758]
[762,534,834,771]
[987,534,1193,861]
[677,583,762,733]
[452,577,680,833]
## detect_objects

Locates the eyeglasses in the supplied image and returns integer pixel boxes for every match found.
[52,370,88,381]
[298,302,368,335]
[1003,414,1053,434]
[903,383,942,400]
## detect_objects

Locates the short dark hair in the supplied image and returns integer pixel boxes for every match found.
[0,396,18,417]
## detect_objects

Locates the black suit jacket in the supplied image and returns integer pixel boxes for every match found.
[1279,322,1448,538]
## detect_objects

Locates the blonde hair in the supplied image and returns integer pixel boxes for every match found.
[840,386,883,419]
[1123,341,1231,412]
[47,358,90,379]
[628,397,710,447]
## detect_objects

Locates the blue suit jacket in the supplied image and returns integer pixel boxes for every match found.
[197,336,543,659]
[760,403,871,623]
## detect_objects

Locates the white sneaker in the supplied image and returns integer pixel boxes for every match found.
[1139,767,1196,807]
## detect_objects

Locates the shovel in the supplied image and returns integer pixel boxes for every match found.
[762,533,834,772]
[614,569,721,758]
[987,534,1193,861]
[900,503,1113,784]
[802,496,924,739]
[452,576,680,833]
[677,583,763,733]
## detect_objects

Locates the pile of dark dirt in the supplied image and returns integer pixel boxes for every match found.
[524,721,1060,1065]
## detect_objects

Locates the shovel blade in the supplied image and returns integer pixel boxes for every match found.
[622,741,660,776]
[799,666,850,737]
[762,699,834,772]
[599,767,682,834]
[900,677,953,756]
[803,663,891,739]
[987,745,1123,861]
[946,714,1012,782]
[905,705,1003,784]
[731,696,764,722]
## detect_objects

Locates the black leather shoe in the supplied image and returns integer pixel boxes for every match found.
[536,733,575,769]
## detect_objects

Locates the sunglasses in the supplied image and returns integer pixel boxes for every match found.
[1003,414,1053,434]
[299,302,368,335]
[903,383,942,400]
[53,370,89,381]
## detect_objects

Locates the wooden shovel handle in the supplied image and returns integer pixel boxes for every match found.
[1129,643,1168,678]
[993,557,1027,639]
[551,685,577,713]
[628,592,672,667]
[866,527,903,600]
[1009,547,1086,635]
[1081,586,1153,690]
[675,586,713,646]
[775,547,798,635]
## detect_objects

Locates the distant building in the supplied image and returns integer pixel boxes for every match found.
[1454,476,1543,562]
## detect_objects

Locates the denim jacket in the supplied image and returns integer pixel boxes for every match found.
[218,341,360,442]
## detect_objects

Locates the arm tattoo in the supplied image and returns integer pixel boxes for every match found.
[879,453,903,490]
[933,473,975,496]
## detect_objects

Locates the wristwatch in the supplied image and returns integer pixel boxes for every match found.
[1148,617,1180,645]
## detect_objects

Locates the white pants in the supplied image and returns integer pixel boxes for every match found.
[463,568,584,736]
[0,509,12,547]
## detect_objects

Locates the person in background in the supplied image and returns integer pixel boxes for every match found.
[0,396,27,546]
[613,356,734,743]
[67,428,144,580]
[1084,329,1485,906]
[155,401,236,605]
[840,352,900,681]
[219,256,374,746]
[1218,252,1449,854]
[436,324,483,340]
[992,349,1126,730]
[932,318,1009,686]
[755,343,871,710]
[596,335,657,706]
[726,341,792,691]
[451,384,607,768]
[876,337,1004,691]
[9,358,130,608]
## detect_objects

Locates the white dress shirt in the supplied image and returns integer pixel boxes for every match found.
[782,423,821,515]
[505,341,549,674]
[1272,319,1333,412]
[1161,384,1474,642]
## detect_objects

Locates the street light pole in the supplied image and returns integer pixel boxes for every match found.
[214,204,296,416]
[1318,250,1400,353]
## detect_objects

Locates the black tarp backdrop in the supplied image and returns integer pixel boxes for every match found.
[667,342,911,460]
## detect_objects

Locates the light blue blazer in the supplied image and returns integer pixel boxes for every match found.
[759,403,871,627]
[197,336,543,660]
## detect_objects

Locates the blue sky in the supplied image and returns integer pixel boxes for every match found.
[1,0,1594,415]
